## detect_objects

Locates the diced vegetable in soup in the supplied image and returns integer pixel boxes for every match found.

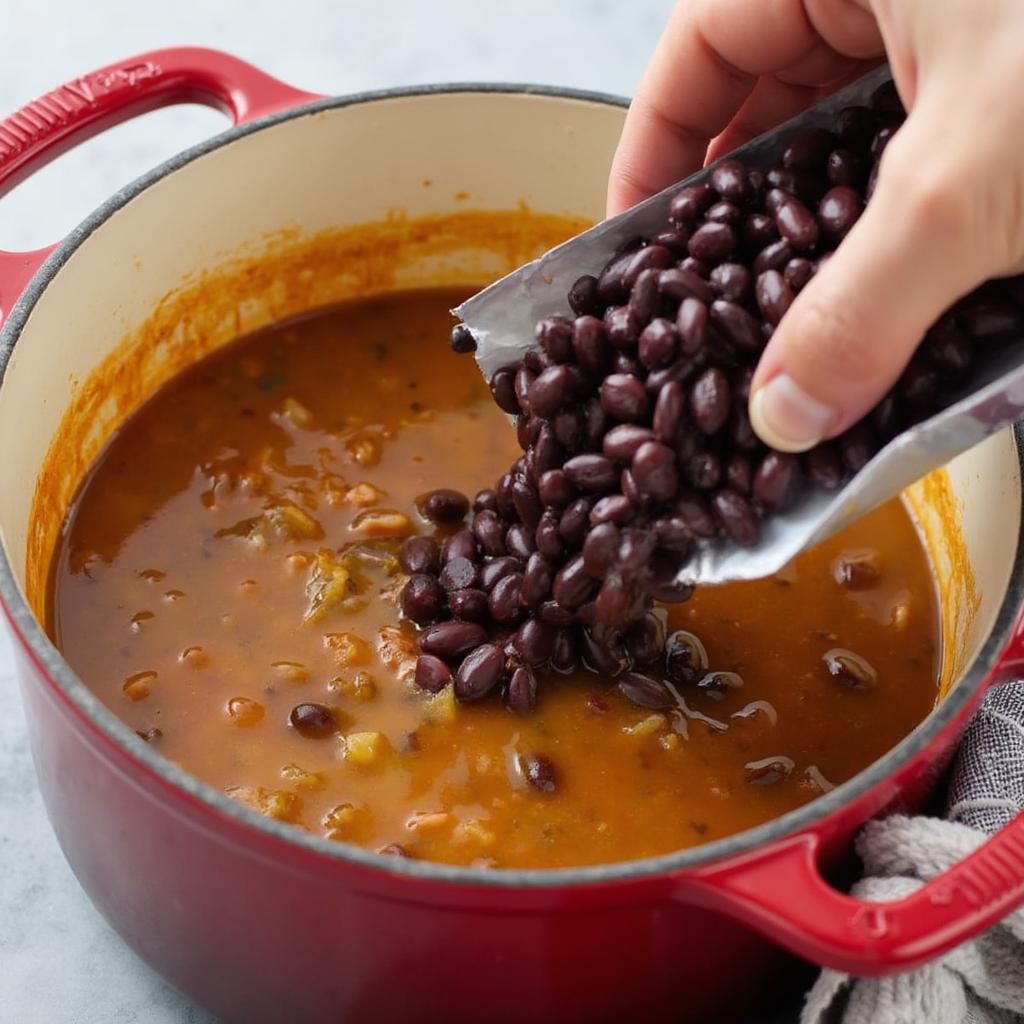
[48,287,939,868]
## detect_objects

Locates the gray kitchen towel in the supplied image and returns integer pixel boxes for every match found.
[802,680,1024,1024]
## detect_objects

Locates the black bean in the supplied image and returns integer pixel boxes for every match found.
[710,158,750,202]
[553,555,596,609]
[753,239,794,275]
[618,671,675,709]
[871,391,903,442]
[620,467,643,505]
[513,365,536,413]
[572,315,611,377]
[579,626,630,676]
[765,185,793,215]
[400,536,440,575]
[688,222,736,263]
[505,523,536,561]
[550,629,579,674]
[470,510,506,558]
[670,183,716,224]
[488,573,525,623]
[706,200,741,225]
[823,648,877,690]
[775,197,819,250]
[632,441,679,501]
[710,263,752,303]
[654,516,692,553]
[666,630,707,686]
[782,128,834,172]
[680,256,709,278]
[417,488,470,524]
[839,422,876,473]
[625,612,666,666]
[652,226,692,253]
[659,266,714,305]
[827,148,867,188]
[924,321,973,374]
[563,454,618,493]
[538,469,576,509]
[615,527,658,574]
[604,305,642,349]
[523,349,549,374]
[479,556,520,592]
[522,552,554,607]
[419,621,487,658]
[533,425,563,476]
[536,315,575,363]
[602,424,654,463]
[690,366,731,435]
[528,365,575,418]
[538,600,575,627]
[524,753,558,792]
[710,299,762,352]
[450,323,476,354]
[553,405,586,452]
[582,522,621,578]
[835,105,876,151]
[675,489,718,539]
[290,702,336,737]
[455,643,506,701]
[613,353,644,377]
[589,495,634,527]
[439,556,478,592]
[442,530,477,566]
[652,381,685,442]
[600,374,650,422]
[513,618,557,665]
[726,454,753,495]
[870,80,904,116]
[676,297,709,356]
[638,318,679,369]
[628,267,661,326]
[622,245,675,289]
[495,473,517,521]
[685,451,722,490]
[596,250,634,304]
[506,664,538,714]
[511,479,543,529]
[568,274,601,316]
[711,489,761,546]
[490,366,520,414]
[784,257,814,292]
[753,452,801,511]
[449,588,489,622]
[642,555,694,603]
[804,443,845,490]
[536,510,566,559]
[898,360,940,408]
[960,299,1024,341]
[401,574,445,623]
[818,186,862,239]
[743,213,778,252]
[730,405,760,451]
[755,270,794,326]
[870,123,897,160]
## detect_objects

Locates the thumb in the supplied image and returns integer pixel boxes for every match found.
[748,112,988,453]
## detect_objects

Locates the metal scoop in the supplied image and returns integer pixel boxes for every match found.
[455,65,1024,586]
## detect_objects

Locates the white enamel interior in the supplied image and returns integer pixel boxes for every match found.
[0,89,1018,701]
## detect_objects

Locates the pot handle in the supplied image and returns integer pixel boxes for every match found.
[675,809,1024,975]
[0,46,322,321]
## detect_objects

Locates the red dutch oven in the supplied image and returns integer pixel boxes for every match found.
[2,48,1024,1024]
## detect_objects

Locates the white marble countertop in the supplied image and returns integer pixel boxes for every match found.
[0,3,707,1022]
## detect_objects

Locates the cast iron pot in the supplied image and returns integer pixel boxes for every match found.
[1,48,1024,1024]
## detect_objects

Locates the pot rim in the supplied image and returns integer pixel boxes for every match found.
[1,82,1022,890]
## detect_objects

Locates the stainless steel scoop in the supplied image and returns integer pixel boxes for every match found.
[455,65,1024,586]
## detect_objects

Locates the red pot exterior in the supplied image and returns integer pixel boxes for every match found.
[5,47,1024,1024]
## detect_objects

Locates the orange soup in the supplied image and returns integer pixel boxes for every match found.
[48,287,939,868]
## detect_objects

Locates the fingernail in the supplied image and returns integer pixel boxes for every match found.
[749,375,838,453]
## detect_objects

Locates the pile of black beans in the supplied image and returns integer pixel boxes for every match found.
[410,80,1024,713]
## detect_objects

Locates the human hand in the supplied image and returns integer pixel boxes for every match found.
[608,0,1024,452]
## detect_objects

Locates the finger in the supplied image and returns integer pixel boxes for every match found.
[748,113,987,452]
[607,0,823,217]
